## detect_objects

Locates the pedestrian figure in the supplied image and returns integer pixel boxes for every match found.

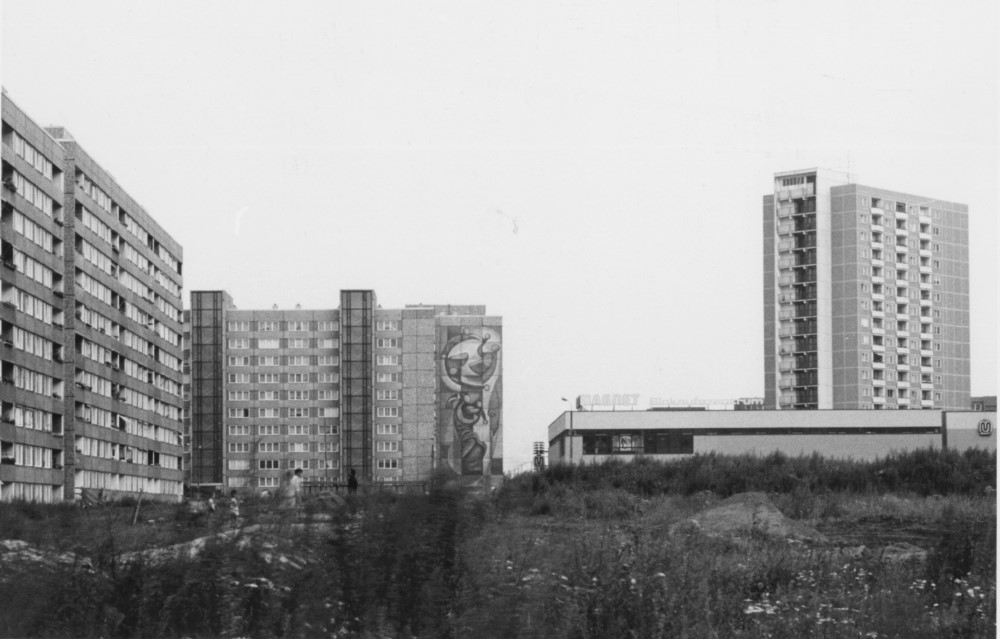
[347,468,358,495]
[207,495,216,513]
[291,468,304,507]
[280,469,296,509]
[228,490,240,523]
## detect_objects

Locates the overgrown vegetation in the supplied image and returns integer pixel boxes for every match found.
[518,447,996,500]
[0,449,994,637]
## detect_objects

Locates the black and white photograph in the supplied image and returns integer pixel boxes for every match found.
[0,1,996,636]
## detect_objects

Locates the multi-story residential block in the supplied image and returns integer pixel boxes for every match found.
[1,91,185,502]
[763,168,970,410]
[187,290,503,491]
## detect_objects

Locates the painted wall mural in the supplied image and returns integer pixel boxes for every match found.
[438,325,502,477]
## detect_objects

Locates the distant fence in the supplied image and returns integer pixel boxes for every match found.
[302,479,427,496]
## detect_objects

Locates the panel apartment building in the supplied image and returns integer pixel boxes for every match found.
[188,290,502,492]
[1,91,185,502]
[763,168,970,410]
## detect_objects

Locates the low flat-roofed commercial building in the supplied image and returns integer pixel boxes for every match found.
[547,409,996,464]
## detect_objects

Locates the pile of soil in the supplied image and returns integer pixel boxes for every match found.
[669,492,828,543]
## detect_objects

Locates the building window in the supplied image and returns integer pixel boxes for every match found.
[317,321,336,331]
[318,373,337,383]
[377,372,401,383]
[258,338,280,349]
[376,338,400,348]
[288,373,308,383]
[318,356,336,366]
[259,408,279,418]
[228,425,250,436]
[376,389,399,400]
[258,442,280,453]
[259,321,280,331]
[377,441,399,452]
[318,408,339,418]
[376,320,400,331]
[317,390,335,400]
[377,459,399,469]
[228,408,251,418]
[228,374,251,383]
[288,338,309,348]
[288,424,308,436]
[376,407,399,417]
[288,390,309,401]
[228,391,250,401]
[259,477,279,488]
[259,373,279,383]
[259,424,280,436]
[288,356,309,366]
[228,339,249,349]
[259,391,278,401]
[376,424,400,435]
[259,356,280,366]
[228,442,251,453]
[227,321,249,331]
[259,459,281,470]
[288,321,309,332]
[228,460,250,471]
[228,356,251,366]
[377,355,399,366]
[289,408,309,418]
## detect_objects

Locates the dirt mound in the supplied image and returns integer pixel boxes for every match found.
[670,492,827,543]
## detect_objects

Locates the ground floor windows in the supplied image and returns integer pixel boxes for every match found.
[581,430,694,455]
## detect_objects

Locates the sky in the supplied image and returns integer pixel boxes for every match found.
[2,0,997,471]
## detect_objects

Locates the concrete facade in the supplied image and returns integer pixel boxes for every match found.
[187,291,502,491]
[2,91,185,502]
[548,409,996,464]
[764,169,970,411]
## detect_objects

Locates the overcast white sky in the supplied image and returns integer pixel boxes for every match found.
[2,1,996,470]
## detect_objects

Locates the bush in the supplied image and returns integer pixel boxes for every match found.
[504,448,996,507]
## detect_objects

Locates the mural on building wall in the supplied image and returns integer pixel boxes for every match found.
[438,325,502,476]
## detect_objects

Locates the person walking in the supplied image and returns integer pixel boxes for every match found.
[228,490,240,524]
[280,469,296,509]
[290,468,304,507]
[347,468,358,495]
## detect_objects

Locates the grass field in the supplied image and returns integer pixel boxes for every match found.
[0,448,994,638]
